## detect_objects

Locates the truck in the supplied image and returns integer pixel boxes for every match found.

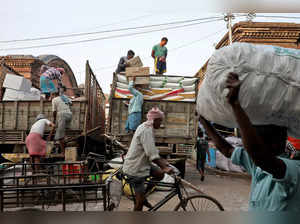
[107,73,199,177]
[0,60,106,156]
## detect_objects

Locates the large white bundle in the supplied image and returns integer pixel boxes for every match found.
[197,43,300,138]
[117,74,128,84]
[215,151,230,171]
[3,73,32,92]
[181,78,197,86]
[3,88,40,101]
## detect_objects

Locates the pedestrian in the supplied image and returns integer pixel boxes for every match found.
[40,65,65,100]
[196,129,210,181]
[199,72,300,211]
[151,37,168,75]
[125,77,144,134]
[122,107,173,211]
[51,87,72,156]
[115,50,135,74]
[25,114,55,172]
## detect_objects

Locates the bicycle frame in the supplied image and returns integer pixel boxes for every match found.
[130,176,185,212]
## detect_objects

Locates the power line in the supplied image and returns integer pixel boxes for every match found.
[255,15,300,19]
[0,16,223,44]
[77,28,226,74]
[0,18,224,51]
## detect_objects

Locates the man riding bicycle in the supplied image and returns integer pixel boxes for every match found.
[122,107,174,211]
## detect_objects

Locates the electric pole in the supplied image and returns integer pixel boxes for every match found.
[224,13,235,45]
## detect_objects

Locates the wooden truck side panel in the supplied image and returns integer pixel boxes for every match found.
[0,101,86,131]
[108,73,198,145]
[109,99,197,144]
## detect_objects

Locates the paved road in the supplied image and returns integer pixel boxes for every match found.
[118,160,251,211]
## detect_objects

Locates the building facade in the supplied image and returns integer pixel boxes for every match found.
[195,22,300,83]
[0,55,79,96]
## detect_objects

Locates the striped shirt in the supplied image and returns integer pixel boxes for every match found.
[43,67,62,81]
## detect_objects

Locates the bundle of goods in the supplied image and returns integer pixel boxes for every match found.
[197,43,300,138]
[115,74,197,102]
[2,74,41,101]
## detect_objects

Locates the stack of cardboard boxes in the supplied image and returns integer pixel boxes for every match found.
[125,56,150,85]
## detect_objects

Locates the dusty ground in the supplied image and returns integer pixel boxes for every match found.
[118,160,251,211]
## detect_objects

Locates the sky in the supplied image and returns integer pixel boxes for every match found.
[1,1,300,93]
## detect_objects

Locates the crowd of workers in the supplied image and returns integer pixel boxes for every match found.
[117,70,300,212]
[21,36,300,212]
[25,65,73,170]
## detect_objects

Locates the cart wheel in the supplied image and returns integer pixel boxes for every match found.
[174,195,224,211]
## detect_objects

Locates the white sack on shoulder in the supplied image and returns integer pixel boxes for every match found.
[197,43,300,138]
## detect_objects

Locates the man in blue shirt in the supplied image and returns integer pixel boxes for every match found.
[125,77,144,133]
[199,72,300,211]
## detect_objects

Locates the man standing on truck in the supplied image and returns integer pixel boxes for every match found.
[151,37,168,75]
[123,107,174,211]
[50,86,72,156]
[115,50,135,74]
[125,77,144,134]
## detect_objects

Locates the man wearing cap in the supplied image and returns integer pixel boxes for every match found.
[122,107,174,211]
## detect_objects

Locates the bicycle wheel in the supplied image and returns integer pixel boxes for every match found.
[174,195,224,211]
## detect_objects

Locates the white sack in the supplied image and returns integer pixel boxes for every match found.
[183,84,195,92]
[116,82,129,89]
[150,81,163,88]
[166,77,183,83]
[197,43,300,138]
[164,83,182,89]
[181,78,198,86]
[215,151,230,171]
[150,76,165,81]
[3,73,32,92]
[3,88,40,101]
[117,74,128,84]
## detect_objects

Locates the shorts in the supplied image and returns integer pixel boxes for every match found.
[55,112,72,140]
[124,165,161,194]
[125,112,142,132]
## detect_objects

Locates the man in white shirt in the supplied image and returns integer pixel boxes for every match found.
[51,88,72,155]
[123,107,173,211]
[26,114,55,171]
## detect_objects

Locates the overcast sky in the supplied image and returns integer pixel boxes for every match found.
[1,1,300,93]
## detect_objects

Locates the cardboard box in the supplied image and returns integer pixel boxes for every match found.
[65,147,78,162]
[126,67,150,77]
[3,73,32,92]
[127,56,143,67]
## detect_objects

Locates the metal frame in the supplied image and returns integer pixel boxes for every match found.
[124,176,185,212]
[0,162,110,212]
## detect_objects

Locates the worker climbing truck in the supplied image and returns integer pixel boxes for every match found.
[0,61,106,158]
[107,73,199,177]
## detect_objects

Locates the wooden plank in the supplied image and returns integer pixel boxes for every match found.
[14,101,18,130]
[26,103,29,130]
[40,99,44,114]
[0,103,3,129]
[187,103,191,137]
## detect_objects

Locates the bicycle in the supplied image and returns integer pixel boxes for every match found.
[107,166,224,211]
